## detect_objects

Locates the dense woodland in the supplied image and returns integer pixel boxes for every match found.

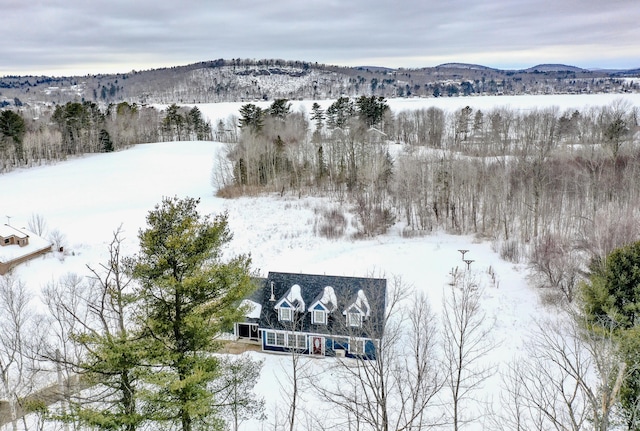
[220,97,640,301]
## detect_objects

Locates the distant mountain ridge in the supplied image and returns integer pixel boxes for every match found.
[524,64,587,73]
[1,59,639,106]
[434,63,499,71]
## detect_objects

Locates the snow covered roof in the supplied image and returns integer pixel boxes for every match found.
[310,285,338,312]
[240,299,262,320]
[343,289,371,317]
[256,271,386,338]
[0,225,52,263]
[0,224,29,239]
[275,283,306,312]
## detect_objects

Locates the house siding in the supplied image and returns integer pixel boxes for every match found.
[240,272,386,360]
[261,329,377,360]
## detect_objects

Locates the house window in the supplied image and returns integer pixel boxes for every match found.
[348,312,362,327]
[313,310,326,324]
[3,238,9,245]
[349,338,365,355]
[295,334,307,349]
[265,331,286,347]
[332,337,349,351]
[287,334,306,349]
[279,307,292,322]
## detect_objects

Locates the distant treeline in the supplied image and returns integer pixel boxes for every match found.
[0,102,210,172]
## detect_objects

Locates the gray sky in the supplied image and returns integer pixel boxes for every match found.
[2,0,639,76]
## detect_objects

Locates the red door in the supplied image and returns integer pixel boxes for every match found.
[312,337,323,355]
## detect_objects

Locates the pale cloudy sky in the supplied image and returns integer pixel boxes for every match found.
[1,0,639,76]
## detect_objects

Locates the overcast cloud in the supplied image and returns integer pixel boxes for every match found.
[1,0,639,76]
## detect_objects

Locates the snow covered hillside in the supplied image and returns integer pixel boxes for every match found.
[2,93,638,430]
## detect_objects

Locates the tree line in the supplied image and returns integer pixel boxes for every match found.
[3,59,639,105]
[0,103,211,173]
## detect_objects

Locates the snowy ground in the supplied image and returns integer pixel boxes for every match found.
[0,139,540,431]
[2,93,638,430]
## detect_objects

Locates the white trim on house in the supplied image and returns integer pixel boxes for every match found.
[310,302,328,325]
[313,309,327,324]
[262,329,376,358]
[275,283,307,322]
[264,330,307,350]
[342,289,371,327]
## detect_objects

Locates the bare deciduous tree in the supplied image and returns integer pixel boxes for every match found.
[0,275,39,431]
[27,213,47,237]
[495,315,626,431]
[529,233,581,303]
[313,275,444,431]
[442,269,497,431]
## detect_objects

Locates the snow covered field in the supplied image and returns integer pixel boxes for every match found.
[190,93,640,127]
[2,93,638,430]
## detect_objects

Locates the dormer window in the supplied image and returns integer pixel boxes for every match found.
[274,284,306,323]
[313,309,327,324]
[309,286,336,325]
[278,304,293,322]
[310,303,328,325]
[343,290,370,328]
[348,310,362,327]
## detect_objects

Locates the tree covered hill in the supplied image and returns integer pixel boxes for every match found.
[1,58,639,106]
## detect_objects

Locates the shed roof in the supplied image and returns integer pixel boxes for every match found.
[0,225,51,263]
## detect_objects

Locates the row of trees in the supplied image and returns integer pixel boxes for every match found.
[0,197,262,431]
[160,104,212,141]
[0,103,210,173]
[221,96,394,235]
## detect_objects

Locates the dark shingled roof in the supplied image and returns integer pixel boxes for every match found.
[257,271,387,338]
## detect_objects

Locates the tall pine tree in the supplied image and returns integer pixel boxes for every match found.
[133,196,254,431]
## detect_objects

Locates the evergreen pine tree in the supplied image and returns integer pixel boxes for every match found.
[0,110,26,161]
[581,240,640,428]
[100,129,114,152]
[133,197,254,431]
